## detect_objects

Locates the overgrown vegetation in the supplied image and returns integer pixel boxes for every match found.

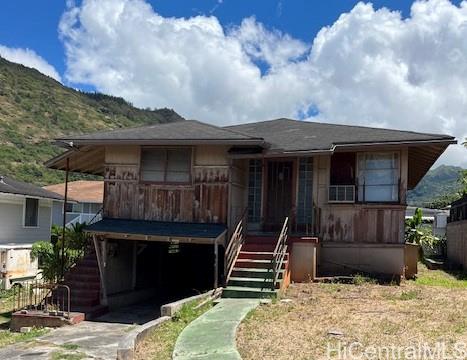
[31,223,90,282]
[405,207,445,259]
[135,299,213,360]
[0,56,182,185]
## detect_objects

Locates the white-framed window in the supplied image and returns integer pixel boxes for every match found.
[140,148,192,183]
[24,197,39,227]
[357,152,400,203]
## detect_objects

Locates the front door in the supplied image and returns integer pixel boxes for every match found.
[265,160,294,230]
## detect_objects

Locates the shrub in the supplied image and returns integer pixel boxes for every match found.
[31,224,90,282]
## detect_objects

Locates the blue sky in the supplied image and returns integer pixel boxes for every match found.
[0,0,465,166]
[0,0,444,81]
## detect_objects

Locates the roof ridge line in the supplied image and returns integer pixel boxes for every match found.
[225,118,455,139]
[187,119,264,140]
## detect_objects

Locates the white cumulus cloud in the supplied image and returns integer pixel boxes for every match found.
[0,45,61,82]
[59,0,467,166]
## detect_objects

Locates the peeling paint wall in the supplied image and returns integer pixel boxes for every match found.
[103,145,230,223]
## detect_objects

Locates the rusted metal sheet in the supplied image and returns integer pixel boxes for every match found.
[103,165,228,223]
[321,205,405,244]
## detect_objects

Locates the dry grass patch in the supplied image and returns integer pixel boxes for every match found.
[237,271,467,360]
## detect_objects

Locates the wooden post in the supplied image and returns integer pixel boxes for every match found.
[214,238,219,289]
[61,157,70,279]
[93,235,108,306]
[132,242,137,290]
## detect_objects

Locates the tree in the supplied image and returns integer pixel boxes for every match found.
[404,208,442,258]
[31,223,90,282]
[405,208,424,244]
[459,169,467,196]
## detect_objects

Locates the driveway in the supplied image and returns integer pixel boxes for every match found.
[0,301,162,360]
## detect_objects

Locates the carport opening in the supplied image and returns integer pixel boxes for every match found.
[104,239,223,308]
[137,241,219,302]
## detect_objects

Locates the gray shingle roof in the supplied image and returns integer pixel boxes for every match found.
[53,118,455,153]
[0,176,64,200]
[57,120,263,145]
[225,118,455,152]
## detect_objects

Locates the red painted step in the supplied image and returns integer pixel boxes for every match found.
[242,244,276,252]
[238,251,289,261]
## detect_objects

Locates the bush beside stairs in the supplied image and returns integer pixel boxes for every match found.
[223,238,289,299]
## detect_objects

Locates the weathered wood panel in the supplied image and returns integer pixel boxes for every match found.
[446,220,467,268]
[103,164,229,224]
[229,160,248,230]
[320,205,405,244]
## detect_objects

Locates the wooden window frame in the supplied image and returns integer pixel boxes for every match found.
[356,151,401,205]
[139,146,193,185]
[23,197,40,228]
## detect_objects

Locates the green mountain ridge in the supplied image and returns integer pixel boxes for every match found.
[0,56,183,185]
[0,56,463,207]
[407,164,464,207]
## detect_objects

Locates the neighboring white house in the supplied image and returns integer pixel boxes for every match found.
[43,180,103,227]
[0,175,63,288]
[405,206,450,238]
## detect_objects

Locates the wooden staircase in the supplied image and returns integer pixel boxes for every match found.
[61,250,108,319]
[223,231,290,299]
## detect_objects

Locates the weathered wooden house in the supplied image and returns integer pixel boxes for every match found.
[46,119,455,310]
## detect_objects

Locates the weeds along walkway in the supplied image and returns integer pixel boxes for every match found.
[173,298,259,360]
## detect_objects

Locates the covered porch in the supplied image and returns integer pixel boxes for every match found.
[230,156,316,237]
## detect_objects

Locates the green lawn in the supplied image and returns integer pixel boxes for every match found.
[135,299,213,360]
[415,263,467,288]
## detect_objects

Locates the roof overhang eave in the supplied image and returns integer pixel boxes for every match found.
[333,138,457,150]
[227,139,457,159]
[85,229,228,246]
[0,191,63,202]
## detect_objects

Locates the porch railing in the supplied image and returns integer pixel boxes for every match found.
[224,207,248,283]
[13,279,71,319]
[65,209,102,228]
[271,217,289,290]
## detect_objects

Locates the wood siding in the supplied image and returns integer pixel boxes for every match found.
[315,149,408,244]
[320,205,405,243]
[103,145,230,224]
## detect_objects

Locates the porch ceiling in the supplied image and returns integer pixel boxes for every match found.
[407,143,450,190]
[84,218,227,245]
[45,146,105,176]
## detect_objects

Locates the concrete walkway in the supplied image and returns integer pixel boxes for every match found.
[173,298,259,360]
[0,321,132,360]
[0,301,162,359]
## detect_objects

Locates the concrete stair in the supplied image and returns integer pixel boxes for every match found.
[61,250,108,319]
[223,236,289,299]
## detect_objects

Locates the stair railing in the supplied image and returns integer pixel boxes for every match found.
[13,279,70,319]
[224,207,248,284]
[271,217,289,290]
